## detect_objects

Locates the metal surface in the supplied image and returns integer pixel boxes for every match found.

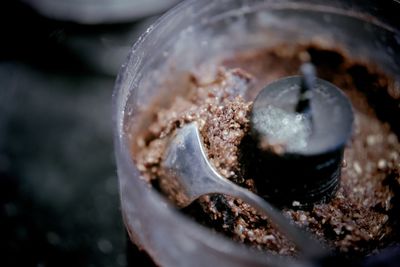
[162,123,328,261]
[296,63,316,117]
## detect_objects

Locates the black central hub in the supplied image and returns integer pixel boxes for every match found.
[248,63,354,207]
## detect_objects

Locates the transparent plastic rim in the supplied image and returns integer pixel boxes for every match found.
[113,0,397,265]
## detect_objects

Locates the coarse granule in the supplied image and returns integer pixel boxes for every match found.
[134,45,400,257]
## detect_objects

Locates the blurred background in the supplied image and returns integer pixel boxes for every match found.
[0,1,181,266]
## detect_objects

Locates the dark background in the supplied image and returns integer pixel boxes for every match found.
[0,1,173,266]
[1,1,400,267]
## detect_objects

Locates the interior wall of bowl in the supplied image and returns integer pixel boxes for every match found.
[115,0,400,266]
[124,1,400,152]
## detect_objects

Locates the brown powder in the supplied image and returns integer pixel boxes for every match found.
[133,45,400,257]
